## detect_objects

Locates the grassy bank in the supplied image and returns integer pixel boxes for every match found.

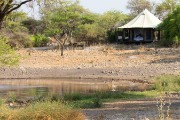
[64,90,158,108]
[0,101,85,120]
[63,75,180,108]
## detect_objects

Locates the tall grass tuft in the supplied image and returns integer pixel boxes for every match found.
[153,75,180,120]
[0,101,85,120]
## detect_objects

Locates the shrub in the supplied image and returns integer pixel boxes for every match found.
[31,34,49,47]
[153,75,180,92]
[8,32,33,48]
[0,35,19,66]
[0,101,85,120]
[158,6,180,47]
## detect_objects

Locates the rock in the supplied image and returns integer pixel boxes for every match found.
[77,67,81,69]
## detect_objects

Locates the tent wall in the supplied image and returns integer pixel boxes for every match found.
[117,28,160,42]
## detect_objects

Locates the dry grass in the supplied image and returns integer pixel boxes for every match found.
[0,101,85,120]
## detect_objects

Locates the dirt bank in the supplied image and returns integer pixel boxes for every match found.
[84,98,180,120]
[0,45,179,80]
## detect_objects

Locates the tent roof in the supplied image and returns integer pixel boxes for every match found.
[118,9,162,28]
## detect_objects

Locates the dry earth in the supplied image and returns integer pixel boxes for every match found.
[0,44,179,80]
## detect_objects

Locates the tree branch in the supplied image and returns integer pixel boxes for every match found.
[6,0,33,15]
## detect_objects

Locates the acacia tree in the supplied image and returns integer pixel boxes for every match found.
[127,0,153,15]
[43,0,87,56]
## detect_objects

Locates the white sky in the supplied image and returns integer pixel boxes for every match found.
[19,0,162,19]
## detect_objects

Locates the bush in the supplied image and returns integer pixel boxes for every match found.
[153,75,180,92]
[0,35,19,66]
[158,6,180,47]
[31,34,49,47]
[8,32,33,48]
[0,101,85,120]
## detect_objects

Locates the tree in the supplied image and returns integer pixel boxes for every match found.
[158,6,180,47]
[97,10,128,42]
[2,11,33,48]
[0,0,33,29]
[127,0,153,15]
[155,0,179,20]
[75,10,129,44]
[22,18,45,34]
[43,0,87,56]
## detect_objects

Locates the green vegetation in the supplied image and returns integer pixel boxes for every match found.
[158,6,180,47]
[155,0,179,19]
[153,75,180,120]
[0,35,19,66]
[45,91,156,109]
[1,0,179,49]
[31,34,49,47]
[0,101,85,120]
[153,75,180,92]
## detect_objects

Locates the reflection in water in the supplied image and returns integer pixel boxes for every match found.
[0,78,144,98]
[0,78,113,98]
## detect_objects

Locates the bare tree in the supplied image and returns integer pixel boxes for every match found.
[127,0,153,15]
[49,33,68,56]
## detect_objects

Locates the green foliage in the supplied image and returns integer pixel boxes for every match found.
[22,18,44,34]
[92,97,102,108]
[97,10,128,42]
[0,98,4,107]
[43,1,85,37]
[0,101,85,120]
[0,35,19,66]
[31,34,49,47]
[153,75,180,92]
[75,10,128,44]
[2,11,33,48]
[158,6,180,47]
[62,91,151,108]
[8,32,33,48]
[4,12,28,32]
[153,75,180,120]
[155,0,179,19]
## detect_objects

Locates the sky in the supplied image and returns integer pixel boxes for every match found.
[20,0,161,19]
[79,0,129,14]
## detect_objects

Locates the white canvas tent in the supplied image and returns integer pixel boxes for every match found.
[119,9,162,28]
[117,9,162,42]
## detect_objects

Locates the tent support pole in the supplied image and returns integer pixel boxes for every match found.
[143,29,146,41]
[151,29,154,41]
[130,29,132,41]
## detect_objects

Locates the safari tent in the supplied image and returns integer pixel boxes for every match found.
[117,9,162,42]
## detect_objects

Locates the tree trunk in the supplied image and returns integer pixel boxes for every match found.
[0,14,5,29]
[60,45,64,56]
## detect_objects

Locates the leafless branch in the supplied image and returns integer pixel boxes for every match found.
[7,0,33,15]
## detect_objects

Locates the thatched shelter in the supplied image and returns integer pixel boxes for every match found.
[117,9,162,43]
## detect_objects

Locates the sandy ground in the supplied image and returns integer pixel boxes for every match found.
[84,97,180,120]
[0,44,179,81]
